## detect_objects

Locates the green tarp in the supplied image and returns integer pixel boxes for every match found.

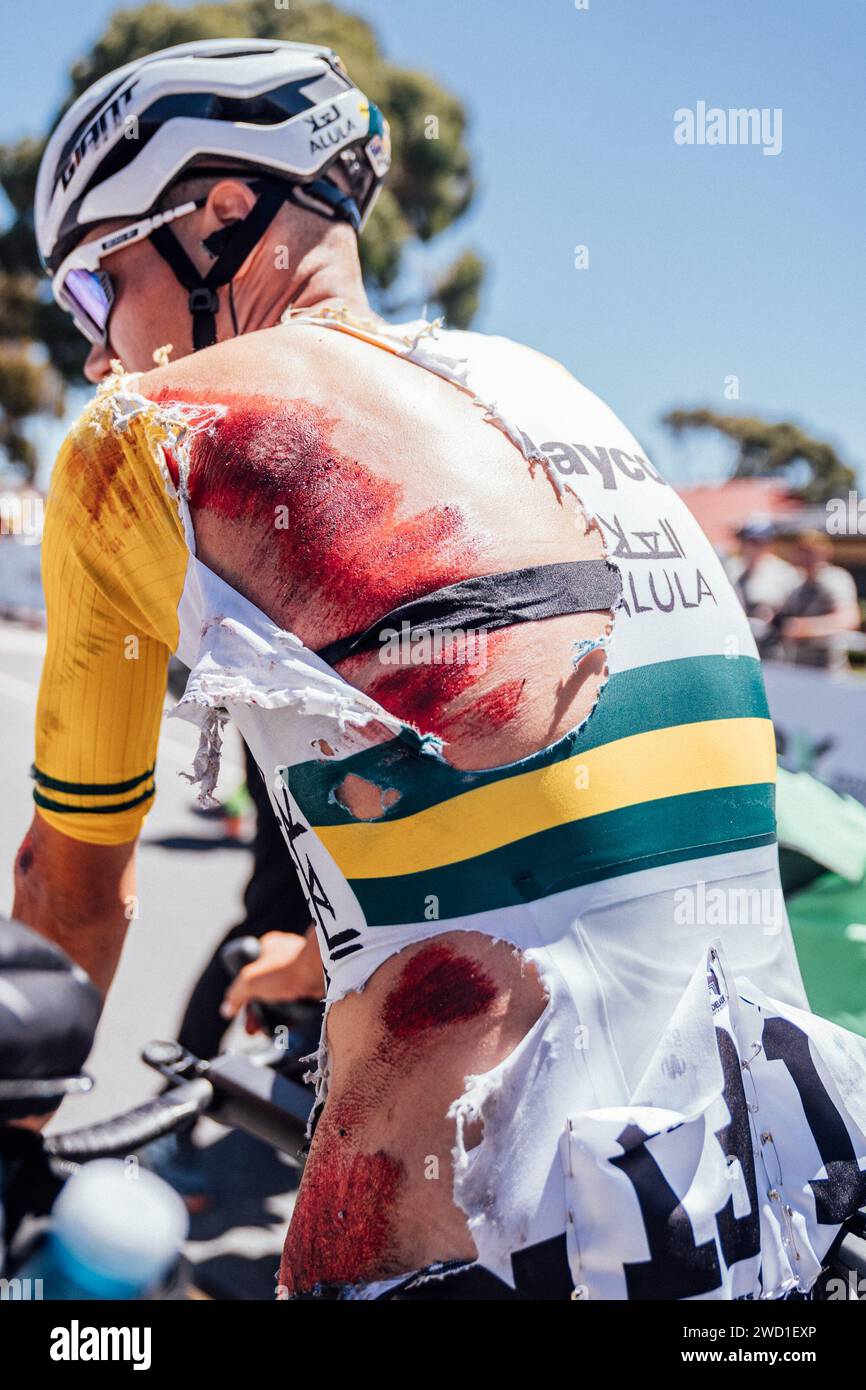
[789,873,866,1036]
[777,767,866,1036]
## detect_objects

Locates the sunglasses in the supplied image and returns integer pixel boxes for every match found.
[51,197,205,347]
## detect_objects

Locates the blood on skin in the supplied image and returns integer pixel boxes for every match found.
[282,942,500,1292]
[150,390,477,648]
[147,390,511,735]
[356,629,509,735]
[15,833,34,876]
[280,1101,405,1293]
[360,654,481,734]
[472,677,527,729]
[439,676,526,740]
[161,445,179,490]
[382,942,498,1040]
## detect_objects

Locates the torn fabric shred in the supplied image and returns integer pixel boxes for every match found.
[571,631,612,668]
[177,705,227,807]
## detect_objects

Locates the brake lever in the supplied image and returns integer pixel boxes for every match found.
[141,1039,311,1163]
[142,1040,207,1085]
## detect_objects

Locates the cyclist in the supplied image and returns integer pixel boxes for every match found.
[14,39,866,1299]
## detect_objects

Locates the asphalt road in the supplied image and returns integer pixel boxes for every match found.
[0,618,299,1298]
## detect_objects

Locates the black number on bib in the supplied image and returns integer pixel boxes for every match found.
[612,1122,722,1300]
[761,1015,866,1224]
[714,1026,761,1267]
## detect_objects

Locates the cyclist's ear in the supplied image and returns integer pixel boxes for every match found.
[167,179,259,276]
[202,180,258,239]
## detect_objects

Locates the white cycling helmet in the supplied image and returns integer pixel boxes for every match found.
[36,38,391,348]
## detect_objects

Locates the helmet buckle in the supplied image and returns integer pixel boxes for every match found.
[188,287,220,315]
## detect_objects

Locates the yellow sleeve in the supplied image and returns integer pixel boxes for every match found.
[34,398,188,845]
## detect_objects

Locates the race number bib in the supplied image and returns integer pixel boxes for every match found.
[559,945,866,1300]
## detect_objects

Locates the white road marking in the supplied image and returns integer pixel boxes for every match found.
[0,668,40,703]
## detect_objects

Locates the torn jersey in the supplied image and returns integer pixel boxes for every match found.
[33,308,866,1299]
[313,559,622,666]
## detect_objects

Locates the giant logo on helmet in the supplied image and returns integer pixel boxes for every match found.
[58,82,138,192]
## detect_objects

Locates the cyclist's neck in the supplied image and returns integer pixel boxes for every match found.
[229,237,371,336]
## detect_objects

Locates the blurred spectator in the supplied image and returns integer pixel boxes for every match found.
[725,518,799,646]
[772,530,861,669]
[0,484,45,622]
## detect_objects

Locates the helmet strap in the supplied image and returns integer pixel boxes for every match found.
[287,176,362,232]
[149,176,360,352]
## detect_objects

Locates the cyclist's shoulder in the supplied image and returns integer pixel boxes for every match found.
[131,320,603,437]
[134,318,349,406]
[47,370,187,552]
[48,380,139,515]
[442,325,597,400]
[55,364,180,467]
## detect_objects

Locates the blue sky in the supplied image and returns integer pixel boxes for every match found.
[1,0,863,485]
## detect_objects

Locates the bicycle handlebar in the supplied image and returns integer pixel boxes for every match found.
[41,931,325,1170]
[44,1077,214,1162]
[44,1039,313,1167]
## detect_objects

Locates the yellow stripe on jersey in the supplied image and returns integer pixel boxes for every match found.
[35,390,188,845]
[313,715,777,879]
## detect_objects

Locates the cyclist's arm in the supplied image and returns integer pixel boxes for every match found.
[13,820,137,996]
[12,401,187,995]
